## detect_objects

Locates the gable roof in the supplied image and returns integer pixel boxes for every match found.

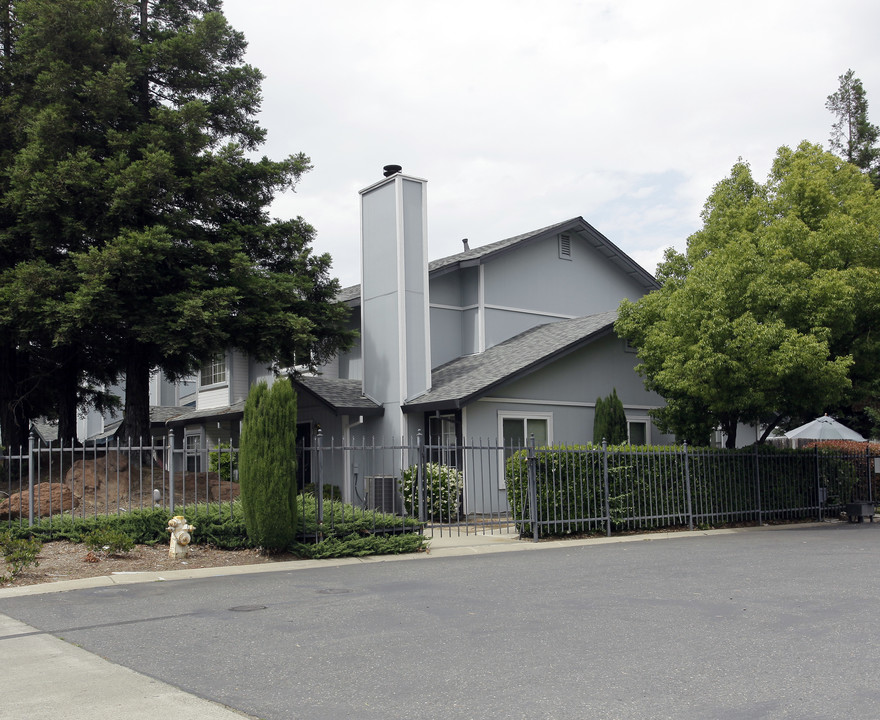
[164,401,245,428]
[291,377,384,417]
[402,311,618,413]
[337,217,658,304]
[226,312,618,418]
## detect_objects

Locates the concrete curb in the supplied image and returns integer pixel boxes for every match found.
[0,520,840,599]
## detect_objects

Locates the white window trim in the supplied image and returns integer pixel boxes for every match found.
[497,411,553,489]
[184,429,204,472]
[626,416,651,445]
[200,353,228,388]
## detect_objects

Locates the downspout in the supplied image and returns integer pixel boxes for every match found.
[344,415,365,504]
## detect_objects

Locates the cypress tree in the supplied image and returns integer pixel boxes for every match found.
[238,378,298,551]
[594,389,628,445]
[593,395,607,444]
[607,388,628,445]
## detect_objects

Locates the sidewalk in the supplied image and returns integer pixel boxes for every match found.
[0,610,257,719]
[0,522,834,720]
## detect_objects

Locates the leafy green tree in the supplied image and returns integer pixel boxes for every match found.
[826,69,880,187]
[238,378,298,551]
[616,143,880,447]
[593,389,627,444]
[0,0,354,446]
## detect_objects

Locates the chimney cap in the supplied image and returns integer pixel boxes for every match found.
[383,164,402,177]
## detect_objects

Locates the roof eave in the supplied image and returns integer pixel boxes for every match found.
[404,321,617,413]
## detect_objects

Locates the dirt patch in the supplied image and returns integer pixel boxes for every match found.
[2,541,301,588]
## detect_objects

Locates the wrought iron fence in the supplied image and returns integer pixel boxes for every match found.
[2,431,878,541]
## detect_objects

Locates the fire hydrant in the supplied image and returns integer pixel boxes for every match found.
[167,515,195,559]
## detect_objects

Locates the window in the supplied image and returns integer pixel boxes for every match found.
[184,432,202,472]
[498,412,552,488]
[428,414,459,468]
[200,354,227,386]
[628,420,648,446]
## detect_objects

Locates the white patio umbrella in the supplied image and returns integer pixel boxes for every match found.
[784,415,867,442]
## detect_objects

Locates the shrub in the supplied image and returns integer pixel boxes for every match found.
[83,528,135,556]
[184,502,250,549]
[506,444,605,536]
[300,482,343,501]
[594,388,627,444]
[238,379,298,551]
[0,532,42,583]
[209,442,238,482]
[294,532,428,559]
[399,462,463,522]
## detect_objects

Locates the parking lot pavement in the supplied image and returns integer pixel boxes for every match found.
[2,521,879,720]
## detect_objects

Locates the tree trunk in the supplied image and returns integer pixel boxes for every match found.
[721,417,738,449]
[55,349,80,445]
[0,343,31,451]
[757,414,783,445]
[121,348,152,446]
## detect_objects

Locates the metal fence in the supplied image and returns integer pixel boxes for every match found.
[505,440,879,540]
[2,432,878,540]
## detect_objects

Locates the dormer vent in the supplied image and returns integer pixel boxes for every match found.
[559,233,572,259]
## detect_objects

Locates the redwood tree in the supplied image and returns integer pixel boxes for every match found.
[0,0,353,445]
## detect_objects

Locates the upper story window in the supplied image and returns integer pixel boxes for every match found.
[200,354,227,386]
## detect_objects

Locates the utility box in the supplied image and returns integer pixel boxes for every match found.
[846,502,875,523]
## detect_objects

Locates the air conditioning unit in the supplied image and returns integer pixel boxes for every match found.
[366,476,398,514]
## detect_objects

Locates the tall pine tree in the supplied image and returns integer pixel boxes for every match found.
[827,69,880,188]
[0,0,353,445]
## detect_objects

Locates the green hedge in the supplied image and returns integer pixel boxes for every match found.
[506,444,860,537]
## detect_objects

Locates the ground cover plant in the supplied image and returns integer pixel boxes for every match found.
[0,531,42,582]
[3,494,426,564]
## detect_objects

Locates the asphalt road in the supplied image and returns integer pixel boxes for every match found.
[3,523,880,720]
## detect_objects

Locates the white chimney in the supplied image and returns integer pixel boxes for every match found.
[359,167,431,424]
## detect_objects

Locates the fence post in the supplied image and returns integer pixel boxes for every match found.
[27,430,36,527]
[816,444,823,522]
[602,439,611,537]
[417,429,426,524]
[683,442,693,531]
[316,429,324,531]
[754,443,763,525]
[867,446,873,505]
[527,433,538,542]
[168,427,175,514]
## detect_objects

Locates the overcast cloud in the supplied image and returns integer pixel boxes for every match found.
[221,0,880,288]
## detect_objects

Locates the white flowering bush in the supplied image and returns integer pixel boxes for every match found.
[399,462,464,522]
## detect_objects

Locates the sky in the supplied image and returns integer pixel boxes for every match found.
[220,0,880,289]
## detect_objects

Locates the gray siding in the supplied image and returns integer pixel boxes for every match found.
[483,233,648,315]
[481,233,648,349]
[430,307,463,367]
[336,314,362,381]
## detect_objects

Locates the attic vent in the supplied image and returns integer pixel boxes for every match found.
[558,234,572,260]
